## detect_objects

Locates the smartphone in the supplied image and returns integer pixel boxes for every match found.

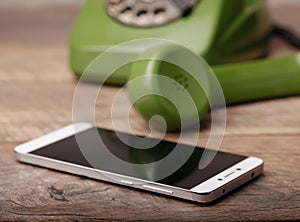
[14,123,263,203]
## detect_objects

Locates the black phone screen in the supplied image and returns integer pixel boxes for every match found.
[30,127,246,189]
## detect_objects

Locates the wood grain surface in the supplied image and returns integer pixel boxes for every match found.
[0,0,299,221]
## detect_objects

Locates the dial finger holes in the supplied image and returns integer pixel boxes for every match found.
[121,6,132,14]
[154,7,166,15]
[137,9,148,17]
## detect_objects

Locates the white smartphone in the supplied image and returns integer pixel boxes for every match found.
[14,123,263,203]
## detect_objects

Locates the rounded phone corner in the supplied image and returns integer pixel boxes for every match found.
[14,144,26,155]
[248,156,264,166]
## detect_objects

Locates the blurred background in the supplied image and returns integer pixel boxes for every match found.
[1,0,299,141]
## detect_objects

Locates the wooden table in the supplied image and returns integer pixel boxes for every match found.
[0,1,299,221]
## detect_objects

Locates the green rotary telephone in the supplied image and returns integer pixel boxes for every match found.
[70,0,300,131]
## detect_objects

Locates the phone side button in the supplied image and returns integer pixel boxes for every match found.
[142,185,173,194]
[120,180,133,185]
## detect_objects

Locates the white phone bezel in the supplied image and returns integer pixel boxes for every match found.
[14,122,93,154]
[14,123,264,203]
